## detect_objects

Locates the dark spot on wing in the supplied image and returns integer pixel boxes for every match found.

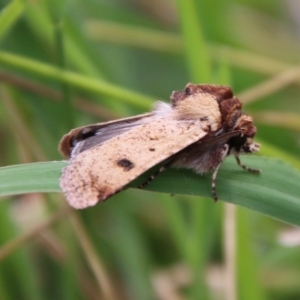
[116,158,135,171]
[149,148,155,151]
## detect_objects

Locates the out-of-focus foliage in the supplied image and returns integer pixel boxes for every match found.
[0,0,299,299]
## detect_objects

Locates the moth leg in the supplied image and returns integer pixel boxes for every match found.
[139,165,168,189]
[210,144,230,202]
[211,163,222,202]
[235,155,260,173]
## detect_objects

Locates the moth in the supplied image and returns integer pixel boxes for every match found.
[59,83,260,209]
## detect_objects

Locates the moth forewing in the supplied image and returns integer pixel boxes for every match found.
[59,112,154,158]
[60,116,210,209]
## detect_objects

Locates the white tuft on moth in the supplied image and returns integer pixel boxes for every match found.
[59,83,260,209]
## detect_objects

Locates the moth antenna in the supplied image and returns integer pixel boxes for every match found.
[211,163,222,202]
[139,165,168,189]
[235,156,261,173]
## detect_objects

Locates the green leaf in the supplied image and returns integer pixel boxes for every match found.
[0,156,299,226]
[42,0,67,23]
[0,161,65,195]
[0,0,25,41]
[176,0,211,82]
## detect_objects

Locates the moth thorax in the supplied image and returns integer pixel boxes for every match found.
[174,93,222,131]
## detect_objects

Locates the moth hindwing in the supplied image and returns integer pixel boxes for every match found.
[59,83,260,209]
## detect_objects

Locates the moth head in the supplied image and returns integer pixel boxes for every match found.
[228,114,260,154]
[234,114,257,138]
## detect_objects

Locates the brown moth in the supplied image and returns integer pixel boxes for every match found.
[59,83,260,209]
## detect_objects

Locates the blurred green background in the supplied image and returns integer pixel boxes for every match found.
[0,0,300,299]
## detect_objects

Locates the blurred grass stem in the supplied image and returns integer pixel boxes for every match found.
[224,203,237,300]
[0,206,69,260]
[53,19,74,130]
[239,66,300,104]
[69,213,117,300]
[0,85,46,161]
[0,51,154,109]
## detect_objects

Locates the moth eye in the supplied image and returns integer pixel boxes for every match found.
[185,87,192,95]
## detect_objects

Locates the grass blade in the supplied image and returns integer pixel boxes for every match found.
[0,0,24,40]
[0,161,65,195]
[0,51,154,109]
[0,156,299,226]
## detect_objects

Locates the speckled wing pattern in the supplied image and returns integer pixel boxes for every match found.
[60,116,209,209]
